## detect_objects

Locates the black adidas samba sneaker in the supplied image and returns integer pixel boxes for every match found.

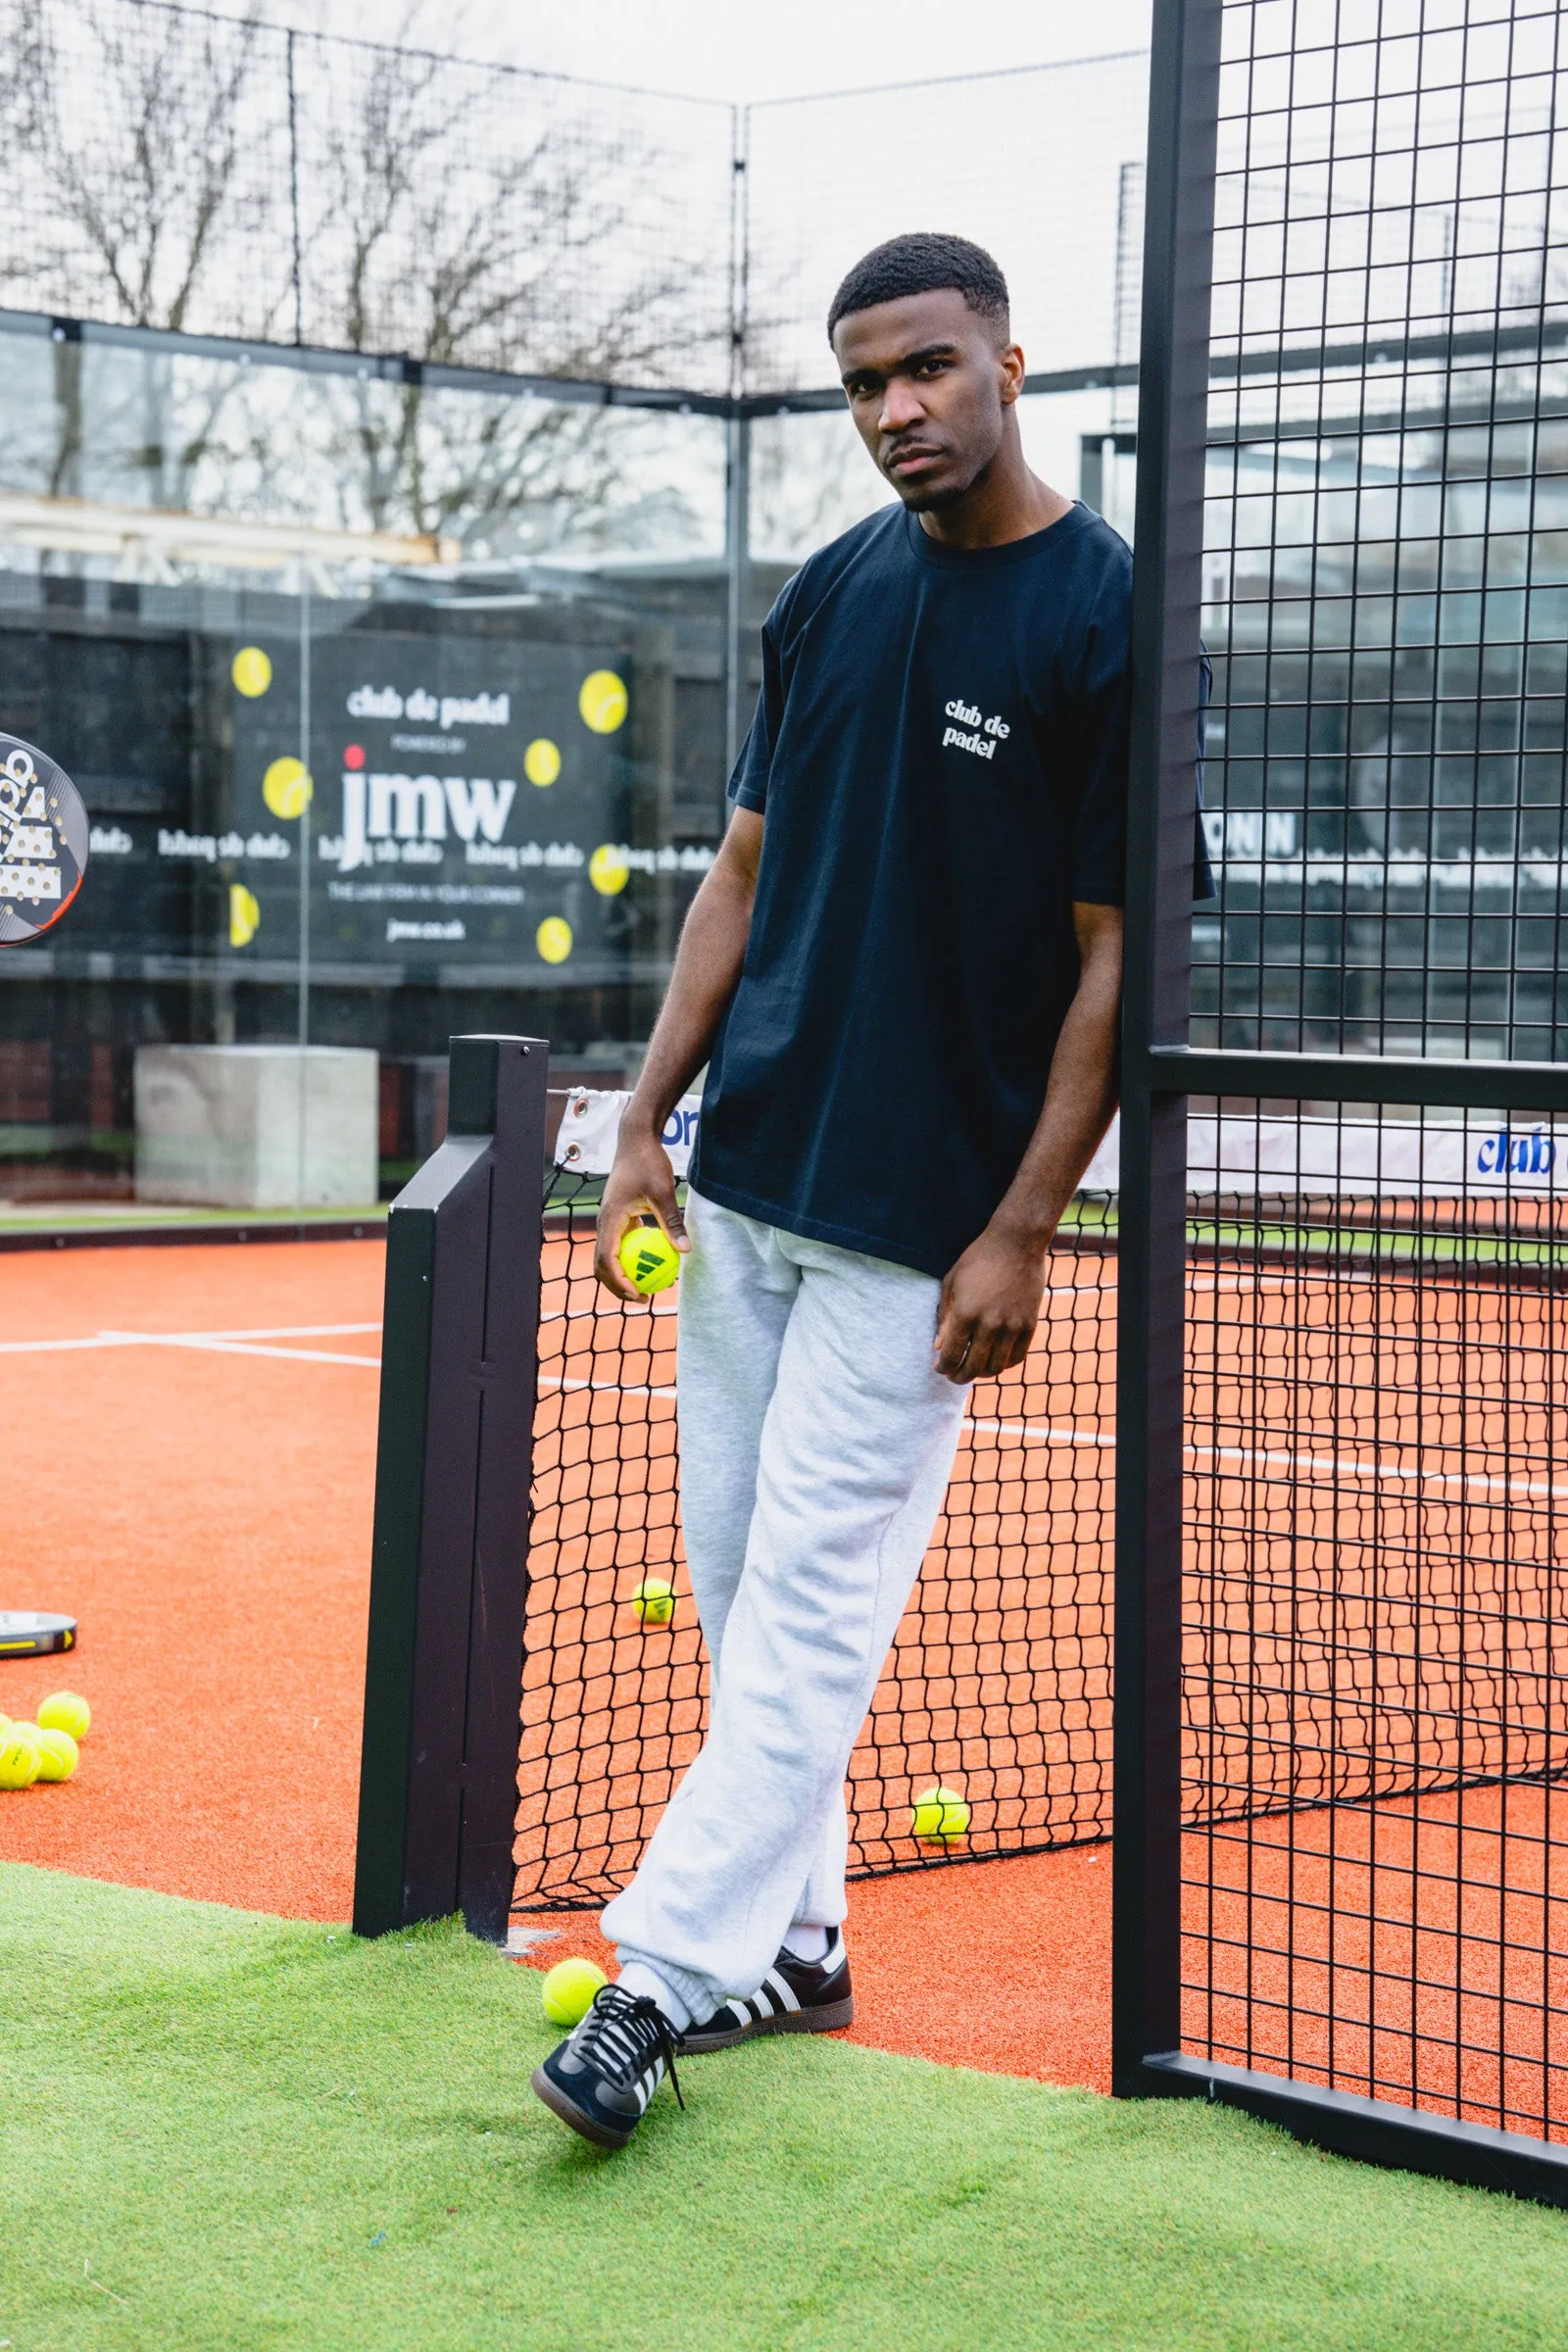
[682,1932,854,2053]
[532,1984,684,2150]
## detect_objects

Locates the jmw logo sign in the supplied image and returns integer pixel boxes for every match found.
[331,770,516,872]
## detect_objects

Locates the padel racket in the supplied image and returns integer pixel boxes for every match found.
[0,1611,77,1656]
[0,734,88,944]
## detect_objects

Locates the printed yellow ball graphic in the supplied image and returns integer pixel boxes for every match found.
[229,884,261,948]
[578,668,628,734]
[589,844,630,896]
[231,646,272,698]
[536,916,573,964]
[524,738,562,787]
[262,757,314,819]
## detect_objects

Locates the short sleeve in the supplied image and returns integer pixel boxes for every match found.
[726,601,788,813]
[1067,557,1133,906]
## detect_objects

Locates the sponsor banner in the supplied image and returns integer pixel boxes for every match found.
[559,1094,1565,1201]
[554,1089,703,1178]
[1086,1111,1563,1198]
[227,631,713,971]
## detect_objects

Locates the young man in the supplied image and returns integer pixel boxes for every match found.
[532,232,1128,2151]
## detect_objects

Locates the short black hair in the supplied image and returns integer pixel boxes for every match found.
[827,232,1009,342]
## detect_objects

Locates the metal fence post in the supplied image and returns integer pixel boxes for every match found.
[1113,0,1223,2098]
[353,1033,548,1942]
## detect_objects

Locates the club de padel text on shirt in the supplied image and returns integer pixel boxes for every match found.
[688,499,1131,1281]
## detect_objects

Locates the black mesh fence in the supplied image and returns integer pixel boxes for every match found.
[0,0,737,390]
[0,0,1150,401]
[1185,1113,1568,2136]
[1172,0,1568,2146]
[740,55,1151,395]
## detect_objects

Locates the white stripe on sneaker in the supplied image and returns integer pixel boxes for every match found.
[762,1967,801,2013]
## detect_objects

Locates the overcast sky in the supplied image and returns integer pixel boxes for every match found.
[271,0,1152,102]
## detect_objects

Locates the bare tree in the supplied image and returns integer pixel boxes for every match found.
[0,0,730,558]
[293,0,728,552]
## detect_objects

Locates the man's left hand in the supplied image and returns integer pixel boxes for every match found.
[933,1223,1050,1384]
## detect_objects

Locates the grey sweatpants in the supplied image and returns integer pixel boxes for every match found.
[601,1188,967,2025]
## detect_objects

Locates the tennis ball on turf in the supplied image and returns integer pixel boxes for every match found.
[618,1225,680,1296]
[38,1691,90,1740]
[541,1956,609,2028]
[0,1728,42,1788]
[33,1728,77,1782]
[910,1785,970,1841]
[630,1576,675,1627]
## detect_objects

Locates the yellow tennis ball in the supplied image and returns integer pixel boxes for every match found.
[541,1956,609,2029]
[536,916,572,964]
[0,1728,41,1788]
[524,738,561,787]
[33,1728,78,1783]
[910,1785,970,1841]
[589,843,630,896]
[231,646,272,698]
[630,1576,675,1627]
[618,1225,680,1296]
[578,668,628,734]
[262,756,314,819]
[38,1691,89,1740]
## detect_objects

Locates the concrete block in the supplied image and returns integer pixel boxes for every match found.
[134,1046,379,1208]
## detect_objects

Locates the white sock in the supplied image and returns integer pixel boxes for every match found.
[781,1923,831,1964]
[615,1959,692,2033]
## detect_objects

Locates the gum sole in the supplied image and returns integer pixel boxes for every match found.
[530,2064,634,2150]
[683,1993,856,2054]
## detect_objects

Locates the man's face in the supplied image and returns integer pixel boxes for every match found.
[832,288,1019,512]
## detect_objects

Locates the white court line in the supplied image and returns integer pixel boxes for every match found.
[22,1324,1545,1503]
[539,1371,677,1401]
[966,1411,1559,1504]
[969,1414,1115,1449]
[103,1331,382,1368]
[0,1323,381,1368]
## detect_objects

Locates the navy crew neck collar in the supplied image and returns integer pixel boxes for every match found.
[902,499,1093,569]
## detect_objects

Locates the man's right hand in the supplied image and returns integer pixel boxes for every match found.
[593,1121,691,1301]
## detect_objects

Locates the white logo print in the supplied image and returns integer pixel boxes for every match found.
[941,699,1010,761]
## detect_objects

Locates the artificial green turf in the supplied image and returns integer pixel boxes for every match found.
[4,1866,1568,2351]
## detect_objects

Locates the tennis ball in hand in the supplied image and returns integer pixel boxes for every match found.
[0,1727,42,1788]
[618,1224,680,1296]
[38,1691,90,1740]
[33,1728,78,1782]
[910,1785,971,1841]
[542,1957,609,2029]
[630,1576,676,1627]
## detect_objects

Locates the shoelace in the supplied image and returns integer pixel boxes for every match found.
[575,1985,685,2109]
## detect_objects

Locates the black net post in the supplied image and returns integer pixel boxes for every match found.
[353,1033,548,1942]
[1112,0,1223,2098]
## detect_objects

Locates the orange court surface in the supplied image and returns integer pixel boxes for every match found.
[0,1239,1112,2094]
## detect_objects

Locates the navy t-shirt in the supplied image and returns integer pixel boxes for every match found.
[688,500,1131,1281]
